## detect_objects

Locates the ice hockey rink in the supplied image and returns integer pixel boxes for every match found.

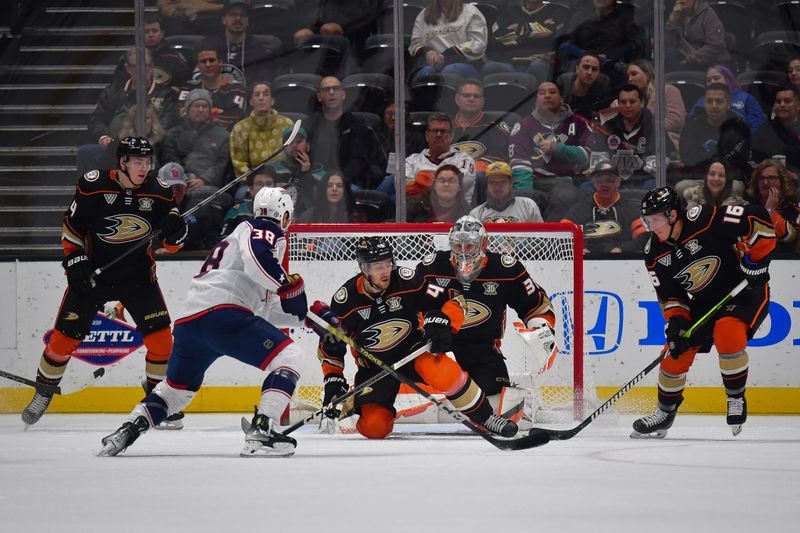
[1,413,798,533]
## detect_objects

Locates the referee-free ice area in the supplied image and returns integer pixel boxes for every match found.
[1,413,797,533]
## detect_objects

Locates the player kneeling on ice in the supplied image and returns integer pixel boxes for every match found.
[412,216,558,429]
[99,187,320,457]
[632,187,775,439]
[22,137,188,429]
[315,236,518,439]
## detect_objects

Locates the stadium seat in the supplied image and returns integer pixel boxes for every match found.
[482,72,538,117]
[753,30,800,70]
[283,34,351,77]
[408,72,463,112]
[409,111,433,138]
[377,0,427,34]
[772,1,800,33]
[354,189,392,222]
[164,35,205,63]
[483,110,521,129]
[351,111,384,137]
[359,33,411,76]
[737,70,788,113]
[709,0,752,54]
[250,0,294,45]
[272,73,322,114]
[342,73,394,115]
[280,111,309,125]
[467,1,506,30]
[664,71,707,110]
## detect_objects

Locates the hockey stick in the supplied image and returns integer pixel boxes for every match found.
[91,119,303,280]
[528,278,750,442]
[305,311,551,450]
[280,341,432,436]
[0,366,106,396]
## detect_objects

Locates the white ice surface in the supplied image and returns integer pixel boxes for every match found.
[1,414,798,533]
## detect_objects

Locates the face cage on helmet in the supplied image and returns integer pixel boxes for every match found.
[449,231,486,283]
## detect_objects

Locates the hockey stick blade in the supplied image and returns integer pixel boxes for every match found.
[528,279,749,442]
[306,311,550,451]
[0,366,106,396]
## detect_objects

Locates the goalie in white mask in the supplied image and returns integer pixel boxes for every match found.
[414,215,558,428]
[98,187,330,458]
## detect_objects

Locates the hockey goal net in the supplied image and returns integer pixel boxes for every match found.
[286,222,588,424]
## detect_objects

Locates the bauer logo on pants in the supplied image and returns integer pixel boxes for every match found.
[43,313,144,365]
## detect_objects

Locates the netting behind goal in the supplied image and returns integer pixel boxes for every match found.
[286,222,587,424]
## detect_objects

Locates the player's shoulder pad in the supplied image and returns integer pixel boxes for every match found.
[498,252,518,269]
[83,169,101,183]
[685,204,703,222]
[397,266,415,280]
[333,285,349,305]
[421,252,437,266]
[154,172,173,191]
[77,169,113,191]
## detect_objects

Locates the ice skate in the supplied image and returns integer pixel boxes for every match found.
[97,416,149,457]
[481,413,519,438]
[21,390,53,427]
[631,406,677,439]
[727,396,746,437]
[240,410,296,457]
[142,380,184,430]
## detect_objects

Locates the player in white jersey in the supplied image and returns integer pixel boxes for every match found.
[99,187,324,457]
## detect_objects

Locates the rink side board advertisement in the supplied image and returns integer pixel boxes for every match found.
[0,259,797,413]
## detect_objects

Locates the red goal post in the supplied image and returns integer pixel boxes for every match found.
[287,222,586,422]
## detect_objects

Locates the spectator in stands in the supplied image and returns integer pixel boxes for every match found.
[624,59,686,153]
[787,57,800,94]
[407,164,471,222]
[408,0,487,80]
[481,0,567,81]
[297,171,367,223]
[221,167,275,238]
[162,89,231,208]
[142,13,192,88]
[557,0,644,84]
[78,48,179,176]
[156,0,224,36]
[291,0,381,53]
[469,161,543,223]
[679,83,751,179]
[688,65,765,135]
[230,81,293,177]
[752,85,800,174]
[561,162,645,255]
[177,44,246,131]
[556,52,615,122]
[665,0,729,71]
[306,76,386,191]
[452,79,511,174]
[200,0,276,85]
[380,100,426,160]
[746,159,800,252]
[403,112,476,204]
[682,158,746,209]
[267,126,326,214]
[509,81,593,221]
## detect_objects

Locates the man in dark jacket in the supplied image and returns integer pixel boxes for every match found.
[752,85,800,174]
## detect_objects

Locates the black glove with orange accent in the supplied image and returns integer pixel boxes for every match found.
[62,251,95,296]
[421,310,452,353]
[159,210,188,247]
[665,316,691,359]
[321,374,349,420]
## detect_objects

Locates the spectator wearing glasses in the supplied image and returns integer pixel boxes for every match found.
[556,52,615,123]
[452,79,511,175]
[306,76,386,191]
[746,159,800,252]
[407,164,471,222]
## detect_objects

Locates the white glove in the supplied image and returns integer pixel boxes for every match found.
[514,319,557,374]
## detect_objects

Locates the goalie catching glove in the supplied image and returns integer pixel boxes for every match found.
[277,273,308,320]
[514,318,557,374]
[419,310,453,353]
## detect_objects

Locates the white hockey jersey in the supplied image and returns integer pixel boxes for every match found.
[178,218,291,321]
[405,148,476,204]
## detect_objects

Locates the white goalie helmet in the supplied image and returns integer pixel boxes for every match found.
[253,186,294,231]
[449,215,488,283]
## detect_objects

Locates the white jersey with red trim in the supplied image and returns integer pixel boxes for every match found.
[178,217,290,320]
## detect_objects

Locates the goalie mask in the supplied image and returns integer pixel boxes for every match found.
[253,186,294,231]
[449,215,488,284]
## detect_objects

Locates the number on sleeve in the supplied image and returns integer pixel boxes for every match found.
[197,240,230,277]
[722,205,744,224]
[648,270,660,287]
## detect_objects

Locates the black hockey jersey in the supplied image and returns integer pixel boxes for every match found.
[644,203,775,322]
[414,250,555,348]
[61,169,179,285]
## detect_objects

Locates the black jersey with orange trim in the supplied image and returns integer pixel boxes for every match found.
[320,267,466,376]
[61,169,179,285]
[644,203,775,322]
[414,250,555,347]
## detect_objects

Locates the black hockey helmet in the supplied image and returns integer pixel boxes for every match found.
[117,136,154,159]
[355,237,394,266]
[641,186,681,218]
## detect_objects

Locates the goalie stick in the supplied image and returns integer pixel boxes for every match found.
[279,341,432,436]
[528,278,749,442]
[91,119,303,280]
[305,311,551,450]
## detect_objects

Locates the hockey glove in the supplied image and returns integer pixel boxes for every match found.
[159,210,188,247]
[420,310,453,353]
[665,316,692,359]
[62,251,96,296]
[321,374,349,420]
[277,273,308,321]
[306,300,346,350]
[740,254,769,285]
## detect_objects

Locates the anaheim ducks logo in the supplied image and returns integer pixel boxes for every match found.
[452,140,486,159]
[361,319,412,352]
[674,256,720,293]
[462,299,491,329]
[97,214,151,244]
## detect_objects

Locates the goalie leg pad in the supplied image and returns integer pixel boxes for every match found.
[143,327,172,386]
[356,403,394,439]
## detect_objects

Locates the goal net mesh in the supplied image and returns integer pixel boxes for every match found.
[286,223,590,425]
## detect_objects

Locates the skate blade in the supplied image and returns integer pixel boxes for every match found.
[97,441,123,457]
[730,424,743,437]
[630,429,668,439]
[240,441,295,458]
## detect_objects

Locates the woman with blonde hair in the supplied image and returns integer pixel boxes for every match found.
[747,159,800,252]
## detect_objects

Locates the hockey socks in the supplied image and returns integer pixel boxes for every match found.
[259,367,300,422]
